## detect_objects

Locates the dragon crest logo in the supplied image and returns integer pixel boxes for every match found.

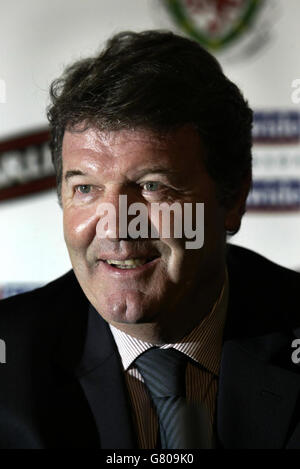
[163,0,264,50]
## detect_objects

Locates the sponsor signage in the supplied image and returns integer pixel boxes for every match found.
[0,129,55,202]
[248,111,300,211]
[253,111,300,144]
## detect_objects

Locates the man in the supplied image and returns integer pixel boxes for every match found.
[0,30,299,449]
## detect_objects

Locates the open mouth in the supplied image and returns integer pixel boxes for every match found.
[102,256,159,270]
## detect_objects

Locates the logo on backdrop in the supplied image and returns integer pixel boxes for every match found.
[162,0,264,50]
[247,111,300,212]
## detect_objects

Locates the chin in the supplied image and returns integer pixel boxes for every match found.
[94,289,161,326]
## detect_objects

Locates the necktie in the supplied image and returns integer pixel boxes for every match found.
[134,347,212,449]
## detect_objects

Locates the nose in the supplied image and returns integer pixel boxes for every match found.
[95,187,147,240]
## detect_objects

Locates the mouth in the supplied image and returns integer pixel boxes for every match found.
[102,256,159,270]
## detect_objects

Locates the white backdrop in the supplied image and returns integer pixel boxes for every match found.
[0,0,300,283]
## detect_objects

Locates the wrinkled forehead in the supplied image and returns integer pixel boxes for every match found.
[62,126,174,155]
[61,125,206,176]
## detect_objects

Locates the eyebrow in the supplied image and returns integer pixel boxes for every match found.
[134,168,179,179]
[63,167,180,184]
[64,170,88,181]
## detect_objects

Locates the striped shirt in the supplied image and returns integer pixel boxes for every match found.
[109,273,228,449]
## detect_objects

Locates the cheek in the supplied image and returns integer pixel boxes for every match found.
[161,238,186,283]
[63,207,98,252]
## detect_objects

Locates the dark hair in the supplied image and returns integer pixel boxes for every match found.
[47,30,253,207]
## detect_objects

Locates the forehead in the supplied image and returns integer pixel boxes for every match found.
[61,126,205,175]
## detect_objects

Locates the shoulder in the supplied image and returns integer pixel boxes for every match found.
[227,243,299,285]
[0,270,79,310]
[226,244,300,331]
[0,270,87,339]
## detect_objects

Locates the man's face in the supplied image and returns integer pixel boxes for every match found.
[62,126,227,341]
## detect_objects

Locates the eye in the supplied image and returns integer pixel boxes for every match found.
[76,185,92,194]
[142,181,161,192]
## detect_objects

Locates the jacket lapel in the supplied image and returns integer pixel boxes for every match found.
[77,358,137,448]
[55,300,137,449]
[75,305,137,448]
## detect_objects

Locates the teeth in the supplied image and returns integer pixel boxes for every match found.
[106,258,147,268]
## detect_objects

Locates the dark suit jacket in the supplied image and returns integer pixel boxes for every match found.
[0,244,300,449]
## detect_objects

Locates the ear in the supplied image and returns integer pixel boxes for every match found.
[224,173,252,234]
